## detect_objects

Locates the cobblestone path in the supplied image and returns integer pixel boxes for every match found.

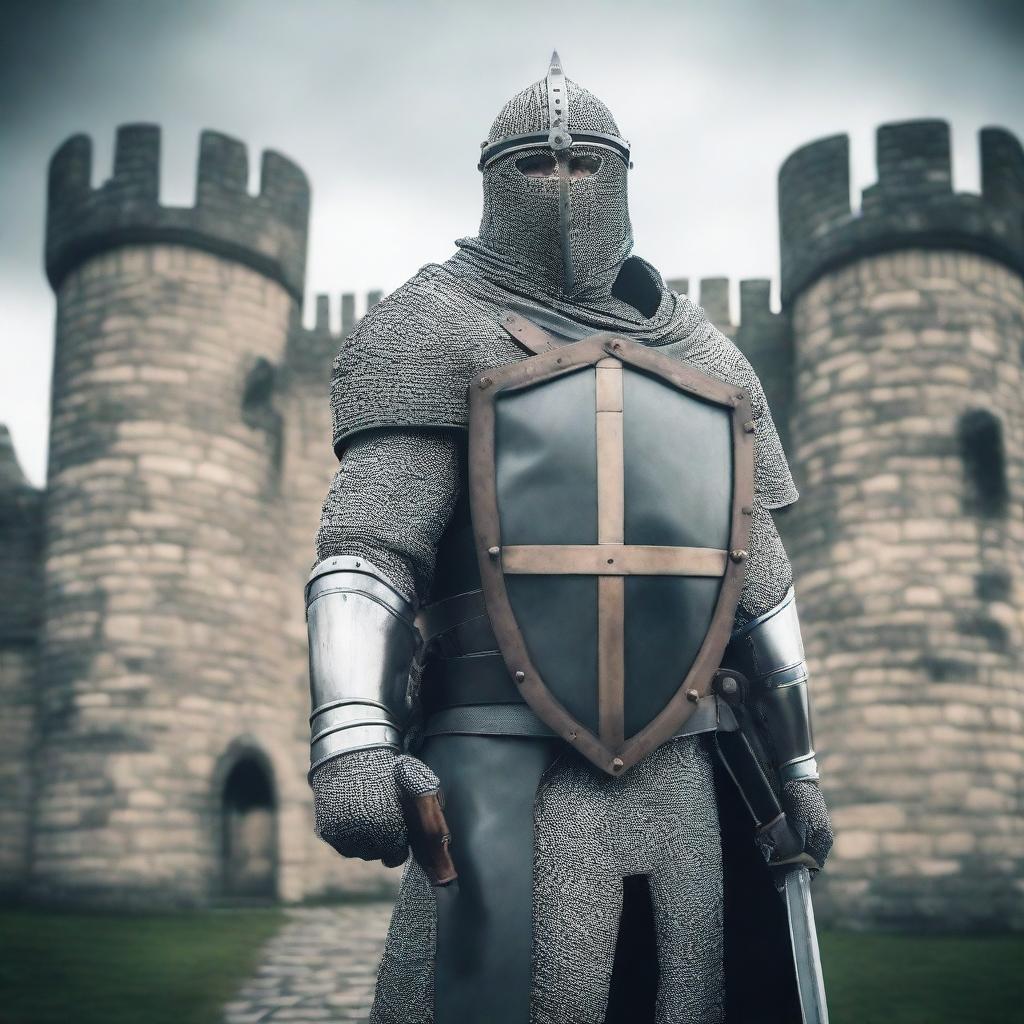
[223,903,393,1023]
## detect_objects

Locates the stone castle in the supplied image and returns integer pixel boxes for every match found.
[0,118,1021,928]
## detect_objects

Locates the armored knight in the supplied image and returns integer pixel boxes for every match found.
[307,54,833,1024]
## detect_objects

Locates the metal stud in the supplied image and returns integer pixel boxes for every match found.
[479,376,493,389]
[730,549,748,563]
[741,505,753,515]
[687,689,700,703]
[611,757,624,772]
[514,670,526,683]
[720,676,738,696]
[743,420,756,434]
[488,546,500,559]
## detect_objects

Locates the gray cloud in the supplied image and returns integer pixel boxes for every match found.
[2,0,1022,485]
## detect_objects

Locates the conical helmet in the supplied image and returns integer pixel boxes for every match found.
[477,52,633,299]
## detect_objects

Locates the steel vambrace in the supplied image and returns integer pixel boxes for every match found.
[726,587,819,783]
[305,556,421,777]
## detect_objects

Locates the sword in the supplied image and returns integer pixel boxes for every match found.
[713,670,830,1024]
[781,864,830,1024]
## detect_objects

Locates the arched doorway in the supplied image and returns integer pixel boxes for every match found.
[220,753,277,900]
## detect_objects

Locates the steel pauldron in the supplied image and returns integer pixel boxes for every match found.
[305,556,420,775]
[725,587,819,783]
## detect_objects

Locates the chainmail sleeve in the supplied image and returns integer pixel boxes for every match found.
[735,499,794,627]
[314,427,462,607]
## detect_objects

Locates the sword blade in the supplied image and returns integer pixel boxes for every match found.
[782,866,830,1024]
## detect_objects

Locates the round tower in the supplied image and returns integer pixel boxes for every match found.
[34,125,313,904]
[779,121,1024,929]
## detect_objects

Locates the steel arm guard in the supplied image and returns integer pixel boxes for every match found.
[725,586,819,784]
[305,555,421,775]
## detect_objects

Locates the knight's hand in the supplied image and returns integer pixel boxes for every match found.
[779,779,834,870]
[310,749,440,868]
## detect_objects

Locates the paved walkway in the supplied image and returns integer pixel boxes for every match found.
[223,903,394,1023]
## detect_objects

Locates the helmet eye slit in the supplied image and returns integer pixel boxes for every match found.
[569,154,602,178]
[516,153,558,178]
[515,152,603,179]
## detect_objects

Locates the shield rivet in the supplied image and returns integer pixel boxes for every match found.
[488,546,500,559]
[479,376,493,389]
[687,689,700,703]
[611,757,624,772]
[720,676,739,696]
[730,549,748,563]
[515,670,526,683]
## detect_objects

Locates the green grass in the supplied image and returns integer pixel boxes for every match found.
[0,907,1020,1024]
[0,906,283,1024]
[820,930,1024,1024]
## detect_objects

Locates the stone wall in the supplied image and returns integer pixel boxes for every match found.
[779,119,1024,930]
[0,427,43,893]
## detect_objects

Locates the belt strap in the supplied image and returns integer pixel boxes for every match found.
[416,589,488,644]
[422,652,732,740]
[422,652,524,713]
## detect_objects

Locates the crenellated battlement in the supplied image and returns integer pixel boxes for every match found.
[665,276,781,333]
[779,121,1024,303]
[46,124,311,300]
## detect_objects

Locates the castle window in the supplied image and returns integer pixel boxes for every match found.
[958,409,1008,517]
[241,357,283,489]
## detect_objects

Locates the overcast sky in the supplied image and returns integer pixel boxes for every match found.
[2,0,1022,486]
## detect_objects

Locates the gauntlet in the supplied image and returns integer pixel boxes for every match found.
[305,556,428,866]
[726,587,834,868]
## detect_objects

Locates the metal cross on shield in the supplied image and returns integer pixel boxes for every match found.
[469,332,754,775]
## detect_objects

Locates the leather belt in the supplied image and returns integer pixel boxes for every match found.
[422,652,524,713]
[421,651,730,740]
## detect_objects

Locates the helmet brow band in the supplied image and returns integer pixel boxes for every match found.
[479,131,631,171]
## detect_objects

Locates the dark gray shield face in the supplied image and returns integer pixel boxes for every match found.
[470,334,753,776]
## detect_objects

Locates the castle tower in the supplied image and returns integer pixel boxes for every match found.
[779,121,1024,928]
[33,124,317,904]
[0,427,44,894]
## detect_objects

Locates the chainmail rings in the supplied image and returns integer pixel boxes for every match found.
[479,78,631,300]
[315,428,462,604]
[311,748,409,868]
[781,780,834,869]
[311,750,443,870]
